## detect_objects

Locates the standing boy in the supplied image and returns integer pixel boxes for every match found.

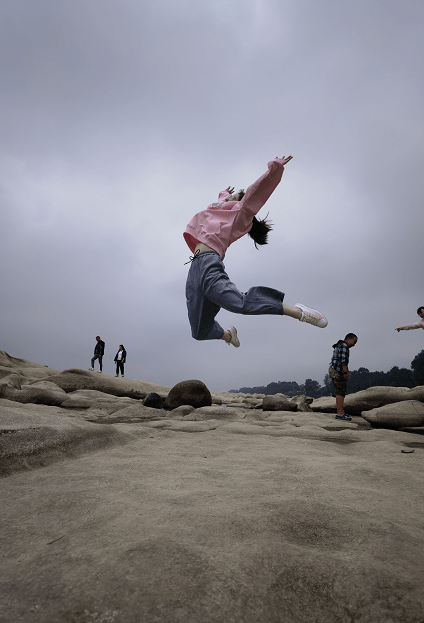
[328,333,358,421]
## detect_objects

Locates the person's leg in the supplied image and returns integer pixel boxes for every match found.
[282,304,301,319]
[90,354,99,369]
[201,254,286,317]
[336,395,345,415]
[115,361,119,377]
[99,356,103,372]
[120,362,124,377]
[186,254,226,341]
[329,367,351,420]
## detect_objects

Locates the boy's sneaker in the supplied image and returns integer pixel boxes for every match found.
[226,326,240,348]
[88,367,94,371]
[295,304,328,328]
[335,414,352,421]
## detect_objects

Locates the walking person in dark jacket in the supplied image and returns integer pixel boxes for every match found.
[114,345,126,378]
[329,333,358,421]
[89,336,105,373]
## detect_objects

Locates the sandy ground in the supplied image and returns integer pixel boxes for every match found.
[1,423,423,623]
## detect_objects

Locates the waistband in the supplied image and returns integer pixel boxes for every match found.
[194,242,216,254]
[184,244,219,265]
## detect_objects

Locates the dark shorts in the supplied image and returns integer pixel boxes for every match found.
[329,366,347,397]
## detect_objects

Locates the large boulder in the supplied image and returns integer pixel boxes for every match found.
[262,394,297,412]
[361,400,424,428]
[344,386,424,415]
[164,380,212,410]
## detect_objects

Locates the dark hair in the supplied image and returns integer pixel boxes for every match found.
[96,335,101,339]
[332,333,357,348]
[120,344,125,350]
[344,333,358,340]
[417,307,424,316]
[248,214,273,249]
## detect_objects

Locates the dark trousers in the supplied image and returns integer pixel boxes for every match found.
[116,361,124,376]
[91,354,103,371]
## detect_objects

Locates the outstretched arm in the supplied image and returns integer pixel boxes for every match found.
[396,320,424,331]
[234,155,293,226]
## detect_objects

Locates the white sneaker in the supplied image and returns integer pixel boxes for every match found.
[226,326,240,347]
[88,367,94,371]
[295,304,328,328]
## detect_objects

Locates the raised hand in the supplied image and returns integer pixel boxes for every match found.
[278,156,293,165]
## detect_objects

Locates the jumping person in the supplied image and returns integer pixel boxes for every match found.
[183,156,328,347]
[114,344,126,378]
[328,333,358,421]
[395,306,424,333]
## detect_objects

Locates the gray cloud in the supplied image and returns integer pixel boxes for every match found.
[1,0,423,392]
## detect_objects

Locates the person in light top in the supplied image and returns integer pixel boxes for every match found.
[395,306,424,333]
[114,345,126,378]
[183,155,327,348]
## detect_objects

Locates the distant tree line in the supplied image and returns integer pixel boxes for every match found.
[229,350,424,398]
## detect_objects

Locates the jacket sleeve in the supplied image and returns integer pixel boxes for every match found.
[218,189,230,203]
[233,158,285,229]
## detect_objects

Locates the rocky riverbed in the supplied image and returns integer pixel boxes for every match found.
[1,351,423,623]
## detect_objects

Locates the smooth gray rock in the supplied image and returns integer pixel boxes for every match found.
[262,394,297,411]
[310,396,337,413]
[290,394,314,412]
[169,405,195,416]
[87,403,165,423]
[0,384,67,407]
[183,406,246,421]
[362,400,424,428]
[0,404,132,476]
[47,368,171,400]
[344,386,424,415]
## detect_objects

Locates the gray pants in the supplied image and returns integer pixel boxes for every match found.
[185,251,285,340]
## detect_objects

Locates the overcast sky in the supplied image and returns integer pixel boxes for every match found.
[1,0,423,392]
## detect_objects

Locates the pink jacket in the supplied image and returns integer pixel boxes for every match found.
[184,158,287,259]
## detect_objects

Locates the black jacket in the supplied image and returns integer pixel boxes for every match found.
[114,348,127,363]
[94,340,105,356]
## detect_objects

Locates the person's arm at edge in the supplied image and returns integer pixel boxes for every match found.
[395,320,424,331]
